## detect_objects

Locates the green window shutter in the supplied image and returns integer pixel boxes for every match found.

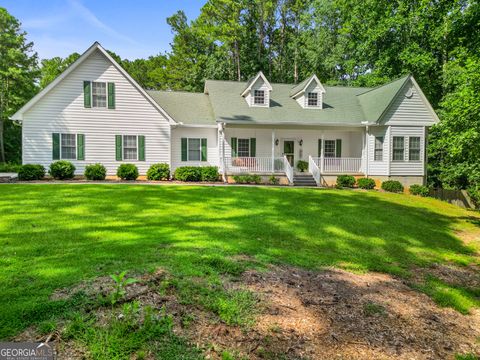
[138,135,145,161]
[231,137,237,157]
[201,138,207,161]
[336,139,342,157]
[77,134,85,160]
[108,82,115,109]
[250,138,256,157]
[318,139,322,157]
[52,133,60,160]
[83,81,91,108]
[115,135,122,161]
[181,138,188,161]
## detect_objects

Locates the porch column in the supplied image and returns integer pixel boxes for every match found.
[320,132,325,174]
[271,129,275,172]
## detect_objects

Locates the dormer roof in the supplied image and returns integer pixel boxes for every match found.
[290,74,326,98]
[240,71,272,96]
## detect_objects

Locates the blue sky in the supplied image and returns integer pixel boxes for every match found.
[2,0,205,60]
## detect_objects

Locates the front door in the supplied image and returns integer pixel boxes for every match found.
[283,140,295,166]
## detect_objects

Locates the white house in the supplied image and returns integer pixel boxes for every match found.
[11,42,439,186]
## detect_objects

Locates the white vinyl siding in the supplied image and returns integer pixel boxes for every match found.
[389,126,425,175]
[170,127,219,172]
[92,81,106,108]
[22,49,170,175]
[61,133,76,159]
[382,82,437,126]
[366,126,389,175]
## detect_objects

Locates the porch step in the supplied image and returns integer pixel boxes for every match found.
[293,173,317,187]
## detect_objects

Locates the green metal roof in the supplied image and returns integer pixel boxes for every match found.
[147,75,413,126]
[147,90,215,125]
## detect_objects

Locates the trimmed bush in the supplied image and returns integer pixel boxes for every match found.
[336,175,356,188]
[146,163,170,181]
[297,160,308,172]
[18,164,45,181]
[381,180,404,193]
[174,166,202,182]
[201,166,220,182]
[84,163,107,181]
[116,164,139,180]
[269,175,279,185]
[49,160,76,180]
[357,178,376,190]
[409,184,429,197]
[232,175,262,184]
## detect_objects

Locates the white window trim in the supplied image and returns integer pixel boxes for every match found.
[253,89,265,106]
[324,139,336,158]
[374,136,384,162]
[408,136,421,162]
[60,133,77,160]
[236,138,251,157]
[306,92,320,108]
[186,137,202,162]
[90,81,107,109]
[392,136,405,162]
[123,135,139,161]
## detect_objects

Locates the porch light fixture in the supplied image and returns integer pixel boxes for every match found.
[299,139,303,146]
[275,139,279,146]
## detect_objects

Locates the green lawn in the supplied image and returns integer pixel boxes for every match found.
[0,184,479,340]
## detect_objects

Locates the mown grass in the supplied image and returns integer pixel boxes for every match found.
[0,184,479,341]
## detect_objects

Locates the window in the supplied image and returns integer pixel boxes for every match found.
[409,137,421,161]
[374,136,384,161]
[324,140,336,158]
[253,90,265,105]
[61,134,76,159]
[92,81,107,108]
[392,136,405,161]
[123,135,138,160]
[307,92,318,106]
[188,138,201,161]
[237,138,250,157]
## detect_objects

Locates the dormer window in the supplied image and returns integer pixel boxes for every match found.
[254,90,265,105]
[307,92,318,107]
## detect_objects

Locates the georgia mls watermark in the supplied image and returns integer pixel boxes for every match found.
[0,342,54,360]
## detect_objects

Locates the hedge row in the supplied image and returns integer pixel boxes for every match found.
[14,162,220,182]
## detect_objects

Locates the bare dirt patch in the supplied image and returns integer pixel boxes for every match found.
[16,265,480,359]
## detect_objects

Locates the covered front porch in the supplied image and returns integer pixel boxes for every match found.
[219,125,367,184]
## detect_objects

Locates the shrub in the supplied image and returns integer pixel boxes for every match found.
[49,160,76,180]
[84,163,107,181]
[0,163,21,172]
[269,175,279,185]
[381,180,404,193]
[297,160,308,172]
[116,164,139,180]
[409,184,430,197]
[18,164,45,181]
[357,178,376,190]
[232,175,262,184]
[146,163,170,181]
[336,175,356,188]
[201,166,219,182]
[174,166,202,182]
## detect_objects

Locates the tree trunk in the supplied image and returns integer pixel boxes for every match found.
[235,40,241,81]
[0,117,5,163]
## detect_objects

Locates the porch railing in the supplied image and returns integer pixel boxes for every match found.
[313,157,363,174]
[308,156,321,186]
[283,156,293,184]
[224,157,285,173]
